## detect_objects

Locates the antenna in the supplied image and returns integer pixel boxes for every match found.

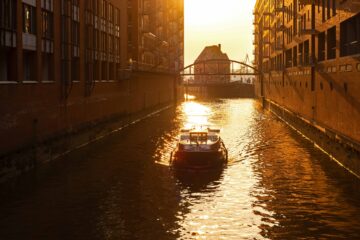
[244,54,250,73]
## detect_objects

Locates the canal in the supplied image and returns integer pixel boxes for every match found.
[1,98,360,239]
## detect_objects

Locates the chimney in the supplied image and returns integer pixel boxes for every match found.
[218,44,221,50]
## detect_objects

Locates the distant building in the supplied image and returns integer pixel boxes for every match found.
[194,44,230,84]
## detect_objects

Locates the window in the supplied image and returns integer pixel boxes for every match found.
[304,40,309,65]
[42,53,54,81]
[42,11,54,39]
[72,21,80,45]
[95,29,100,50]
[293,46,297,67]
[109,35,113,52]
[109,62,115,80]
[23,4,37,34]
[285,49,292,68]
[71,57,79,81]
[115,8,120,37]
[114,37,120,55]
[318,32,325,62]
[340,13,360,57]
[327,26,336,59]
[102,61,108,80]
[109,4,113,22]
[0,0,16,31]
[102,32,106,52]
[23,51,37,81]
[102,0,107,18]
[61,0,80,83]
[42,0,53,9]
[327,0,331,20]
[0,48,17,81]
[299,43,303,65]
[322,0,325,22]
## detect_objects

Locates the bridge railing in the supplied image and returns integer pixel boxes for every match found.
[179,59,260,85]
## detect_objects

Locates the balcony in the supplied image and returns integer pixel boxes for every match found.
[300,29,319,35]
[263,12,273,17]
[298,0,314,5]
[276,25,286,32]
[263,54,270,59]
[142,25,151,34]
[275,45,284,52]
[275,6,286,13]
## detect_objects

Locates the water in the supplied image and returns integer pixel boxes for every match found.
[1,98,360,239]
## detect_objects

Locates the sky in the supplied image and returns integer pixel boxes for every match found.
[184,0,256,66]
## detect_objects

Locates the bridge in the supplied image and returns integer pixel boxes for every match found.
[178,58,260,98]
[179,58,261,86]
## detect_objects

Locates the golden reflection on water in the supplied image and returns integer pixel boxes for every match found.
[184,94,196,101]
[153,99,214,166]
[162,99,271,239]
[2,99,360,239]
[155,99,360,239]
[183,101,211,128]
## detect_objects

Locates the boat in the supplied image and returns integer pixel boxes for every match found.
[170,126,228,169]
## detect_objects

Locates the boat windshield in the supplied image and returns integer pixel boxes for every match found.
[190,133,207,142]
[208,135,219,141]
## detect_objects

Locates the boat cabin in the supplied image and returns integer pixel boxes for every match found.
[179,128,220,145]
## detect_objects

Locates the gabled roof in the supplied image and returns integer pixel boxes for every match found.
[195,45,229,63]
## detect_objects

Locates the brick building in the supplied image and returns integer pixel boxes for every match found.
[194,44,230,84]
[253,0,360,145]
[0,0,184,173]
[128,0,184,72]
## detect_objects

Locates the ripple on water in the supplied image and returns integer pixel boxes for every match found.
[1,99,360,239]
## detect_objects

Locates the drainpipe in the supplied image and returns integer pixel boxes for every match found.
[311,1,317,121]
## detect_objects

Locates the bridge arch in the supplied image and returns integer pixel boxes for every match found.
[180,59,261,76]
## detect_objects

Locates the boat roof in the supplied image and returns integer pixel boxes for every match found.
[178,126,221,147]
[180,126,220,134]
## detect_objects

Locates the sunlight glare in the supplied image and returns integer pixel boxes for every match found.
[185,0,256,66]
[183,101,211,128]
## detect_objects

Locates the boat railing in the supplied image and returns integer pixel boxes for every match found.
[220,140,228,162]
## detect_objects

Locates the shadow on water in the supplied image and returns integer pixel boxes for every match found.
[173,167,225,192]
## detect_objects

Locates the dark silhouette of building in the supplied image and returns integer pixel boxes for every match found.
[193,44,230,84]
[0,0,184,172]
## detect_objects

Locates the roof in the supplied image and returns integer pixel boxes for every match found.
[195,45,229,63]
